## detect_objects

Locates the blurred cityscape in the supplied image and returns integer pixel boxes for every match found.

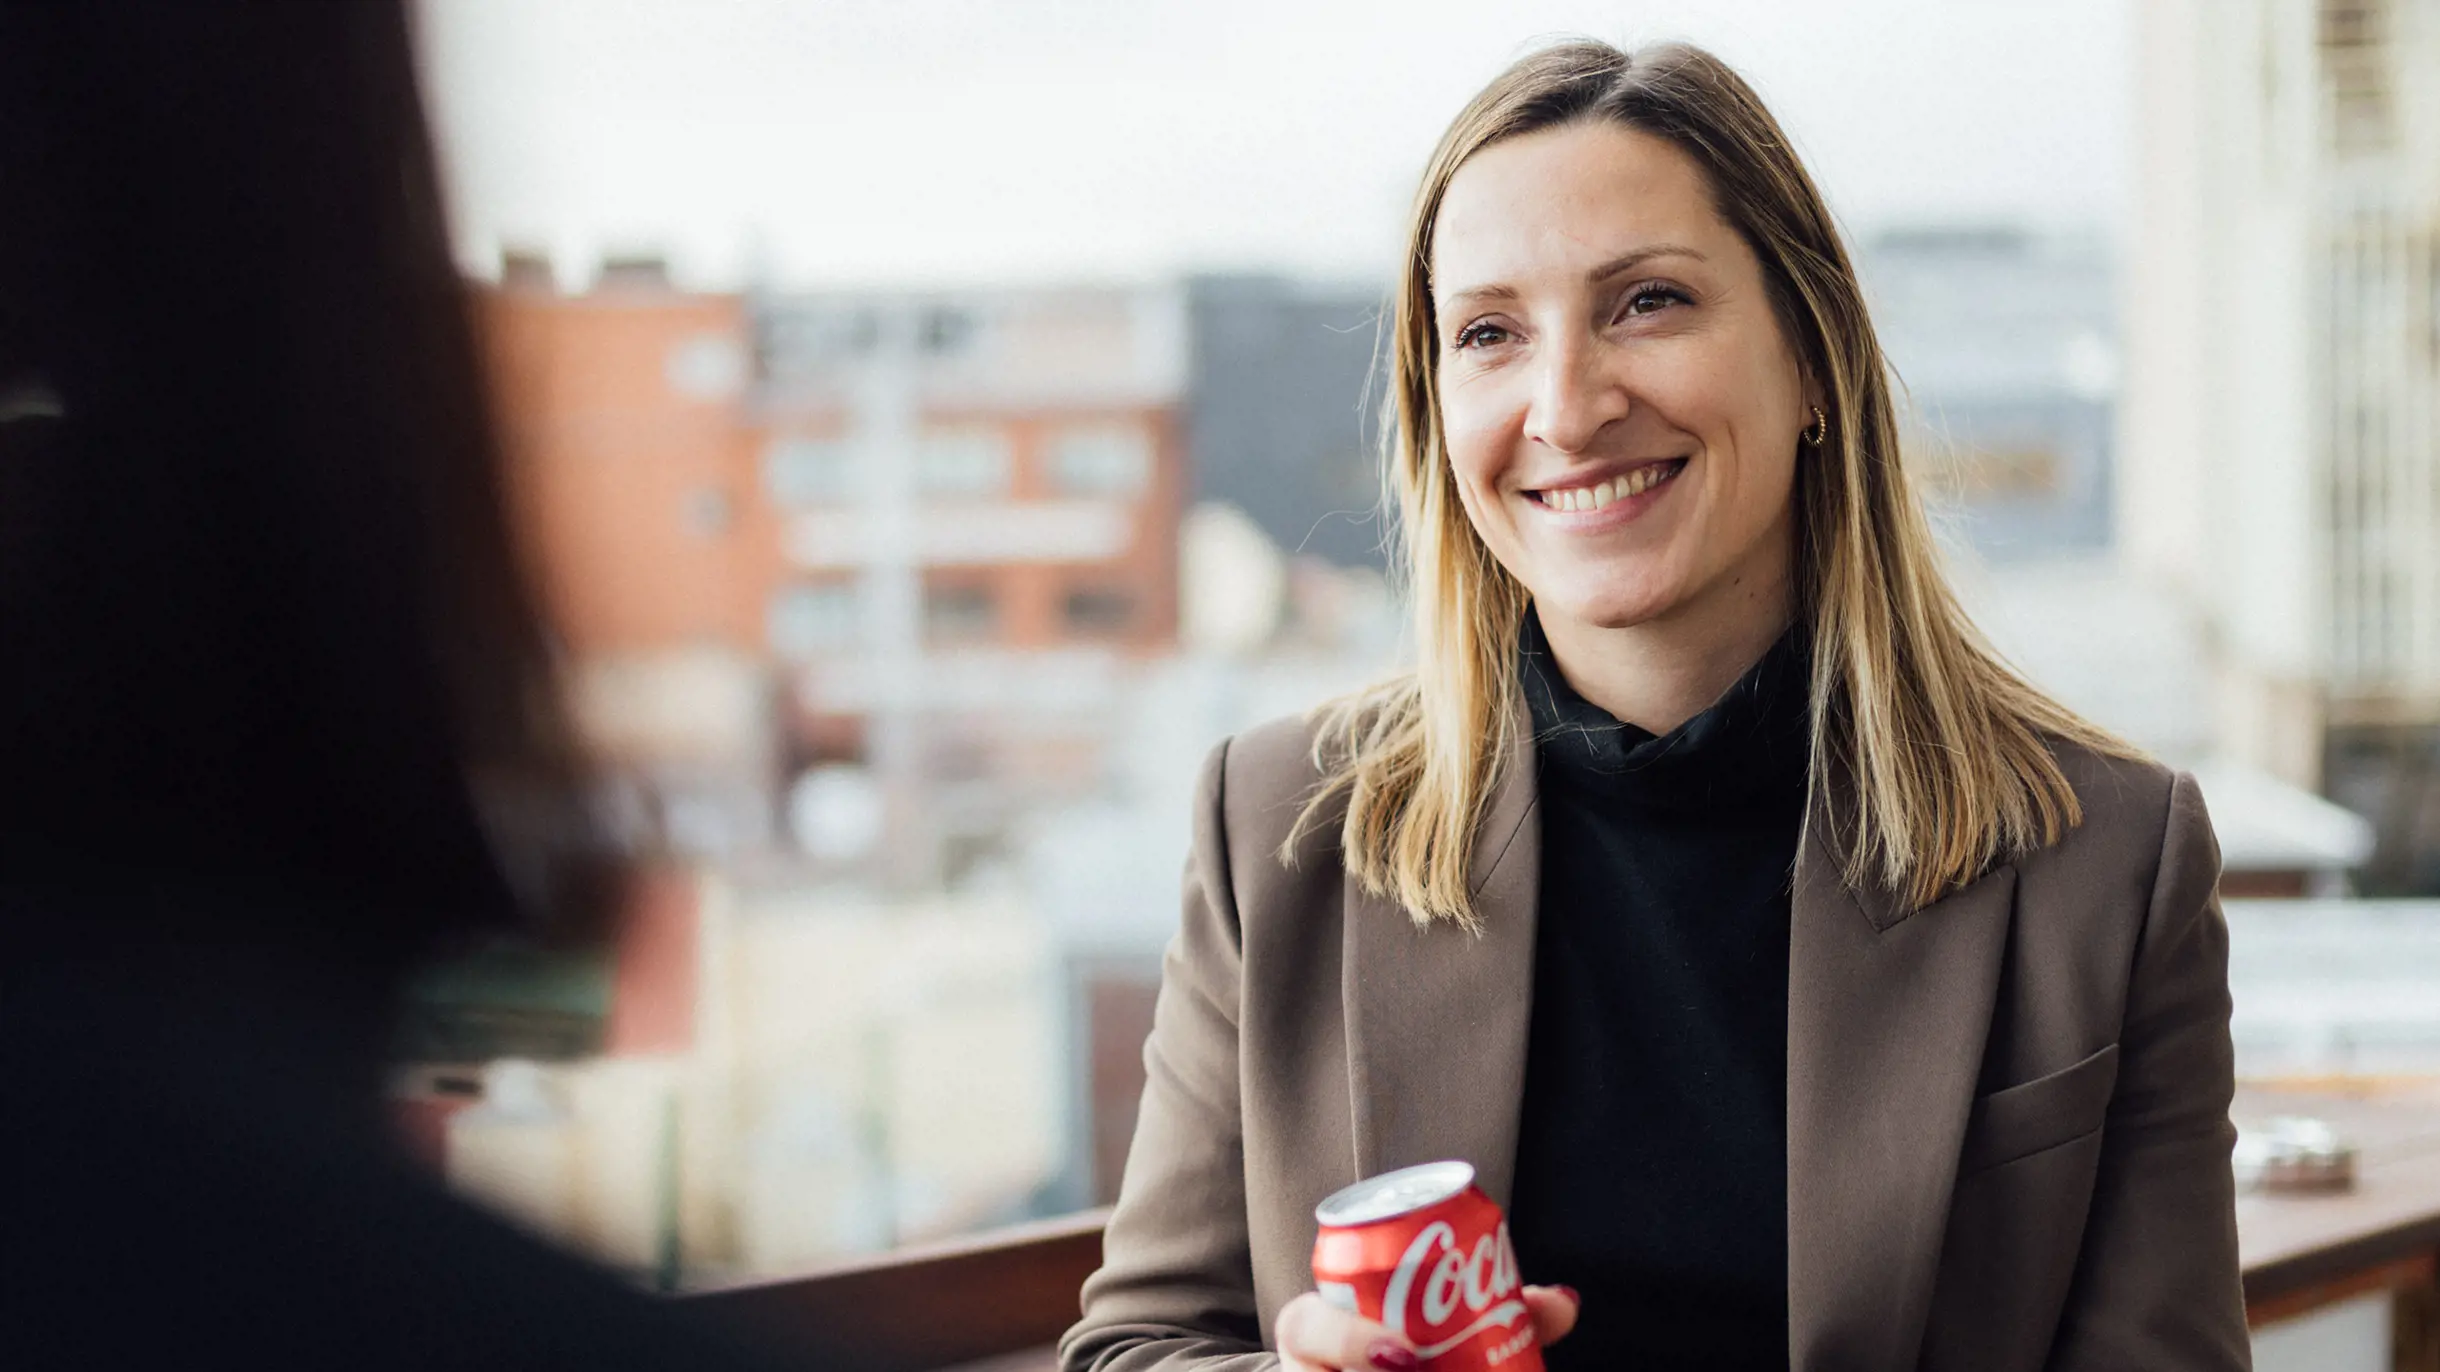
[393,0,2440,1291]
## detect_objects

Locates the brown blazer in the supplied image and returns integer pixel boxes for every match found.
[1061,711,2251,1372]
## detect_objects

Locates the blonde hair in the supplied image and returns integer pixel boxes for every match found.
[1298,40,2127,925]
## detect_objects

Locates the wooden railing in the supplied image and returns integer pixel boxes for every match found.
[691,1208,1108,1372]
[696,1086,2440,1372]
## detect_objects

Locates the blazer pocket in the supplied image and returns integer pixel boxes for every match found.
[1956,1042,2121,1178]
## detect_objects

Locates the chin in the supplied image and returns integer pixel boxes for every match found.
[1536,580,1683,633]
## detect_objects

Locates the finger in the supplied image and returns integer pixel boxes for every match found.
[1275,1292,1418,1371]
[1523,1283,1581,1344]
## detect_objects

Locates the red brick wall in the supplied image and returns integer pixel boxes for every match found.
[910,405,1185,655]
[476,285,782,658]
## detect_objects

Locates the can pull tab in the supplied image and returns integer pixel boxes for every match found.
[1317,1281,1360,1312]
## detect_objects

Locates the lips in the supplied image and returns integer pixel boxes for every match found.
[1526,458,1687,511]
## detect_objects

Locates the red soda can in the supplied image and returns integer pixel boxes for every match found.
[1310,1160,1543,1371]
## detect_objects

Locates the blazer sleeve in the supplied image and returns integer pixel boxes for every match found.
[1060,740,1277,1372]
[2045,771,2251,1370]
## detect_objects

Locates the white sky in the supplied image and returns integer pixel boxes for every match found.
[416,0,2130,290]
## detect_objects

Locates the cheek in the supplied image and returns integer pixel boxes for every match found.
[1436,378,1518,495]
[1436,421,1524,570]
[1643,351,1744,435]
[1664,354,1796,497]
[1442,451,1508,560]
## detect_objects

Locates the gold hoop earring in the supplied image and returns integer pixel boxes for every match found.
[1801,405,1828,448]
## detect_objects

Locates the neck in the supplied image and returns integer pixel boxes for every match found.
[1536,565,1795,735]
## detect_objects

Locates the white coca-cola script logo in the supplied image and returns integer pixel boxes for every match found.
[1379,1220,1529,1360]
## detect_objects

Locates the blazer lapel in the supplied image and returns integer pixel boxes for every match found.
[1786,799,2018,1372]
[1343,731,1541,1205]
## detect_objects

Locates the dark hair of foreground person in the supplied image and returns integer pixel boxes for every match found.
[0,6,852,1368]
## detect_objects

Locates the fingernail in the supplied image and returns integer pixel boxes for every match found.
[1556,1284,1580,1305]
[1368,1340,1421,1371]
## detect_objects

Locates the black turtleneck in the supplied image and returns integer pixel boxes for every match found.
[1505,612,1809,1372]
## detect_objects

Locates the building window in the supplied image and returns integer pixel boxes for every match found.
[1062,587,1137,636]
[924,583,999,642]
[920,307,977,355]
[666,332,746,400]
[766,436,854,506]
[760,307,877,367]
[769,582,860,659]
[1047,423,1151,496]
[916,427,1012,497]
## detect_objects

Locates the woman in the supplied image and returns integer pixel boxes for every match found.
[0,7,843,1368]
[1061,40,2245,1372]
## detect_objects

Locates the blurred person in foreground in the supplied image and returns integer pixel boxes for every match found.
[0,7,846,1369]
[1063,41,2246,1372]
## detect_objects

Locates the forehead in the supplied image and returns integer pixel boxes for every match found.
[1431,120,1729,292]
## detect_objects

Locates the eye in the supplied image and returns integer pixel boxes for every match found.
[1452,320,1513,351]
[1619,283,1691,319]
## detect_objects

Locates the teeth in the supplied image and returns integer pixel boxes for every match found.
[1542,461,1680,512]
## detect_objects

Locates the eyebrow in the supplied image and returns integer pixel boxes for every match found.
[1436,243,1711,312]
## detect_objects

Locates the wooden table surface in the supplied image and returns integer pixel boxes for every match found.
[2233,1081,2440,1306]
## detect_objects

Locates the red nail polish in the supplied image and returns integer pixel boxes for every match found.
[1556,1284,1581,1305]
[1368,1340,1421,1371]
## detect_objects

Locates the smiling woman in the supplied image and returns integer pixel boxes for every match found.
[1429,121,1810,733]
[1062,38,2248,1372]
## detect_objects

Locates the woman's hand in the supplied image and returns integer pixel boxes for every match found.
[1274,1284,1580,1371]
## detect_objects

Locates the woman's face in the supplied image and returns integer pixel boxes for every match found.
[1430,119,1812,639]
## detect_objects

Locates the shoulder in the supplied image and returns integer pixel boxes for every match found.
[2024,736,2214,921]
[1201,708,1341,871]
[2051,737,2180,837]
[1218,709,1331,805]
[1183,708,1354,944]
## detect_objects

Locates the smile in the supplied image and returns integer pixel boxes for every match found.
[1526,458,1687,513]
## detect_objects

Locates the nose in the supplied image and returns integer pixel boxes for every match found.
[1522,336,1629,455]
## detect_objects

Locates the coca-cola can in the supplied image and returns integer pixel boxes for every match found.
[1310,1160,1543,1371]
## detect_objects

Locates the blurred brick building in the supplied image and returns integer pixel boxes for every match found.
[479,254,777,654]
[475,254,782,859]
[471,257,1187,882]
[2127,0,2440,891]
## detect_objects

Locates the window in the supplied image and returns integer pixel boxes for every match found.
[920,307,977,355]
[766,437,855,506]
[769,582,861,659]
[666,332,746,400]
[761,307,878,376]
[917,427,1012,497]
[1047,423,1151,496]
[1062,587,1137,636]
[924,582,1000,642]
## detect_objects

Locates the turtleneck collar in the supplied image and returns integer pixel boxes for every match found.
[1521,608,1813,811]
